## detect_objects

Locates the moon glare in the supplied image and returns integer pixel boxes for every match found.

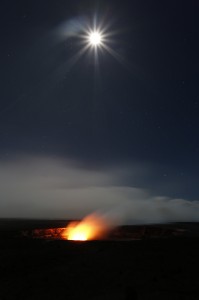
[89,31,102,46]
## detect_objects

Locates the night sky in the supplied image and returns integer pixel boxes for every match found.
[0,0,199,221]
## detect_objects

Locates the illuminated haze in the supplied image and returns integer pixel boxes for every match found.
[0,156,199,224]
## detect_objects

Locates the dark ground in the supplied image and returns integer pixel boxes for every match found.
[0,220,199,300]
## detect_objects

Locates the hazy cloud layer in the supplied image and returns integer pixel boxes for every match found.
[0,156,198,223]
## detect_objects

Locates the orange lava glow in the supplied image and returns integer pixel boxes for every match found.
[62,214,109,241]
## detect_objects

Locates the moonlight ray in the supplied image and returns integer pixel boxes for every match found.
[82,23,130,73]
[61,44,90,72]
[102,44,131,71]
[59,17,130,78]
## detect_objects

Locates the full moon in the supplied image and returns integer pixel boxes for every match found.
[89,31,102,46]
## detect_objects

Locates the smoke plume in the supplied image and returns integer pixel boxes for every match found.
[0,156,198,224]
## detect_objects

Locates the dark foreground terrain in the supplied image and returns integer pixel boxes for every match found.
[0,220,199,300]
